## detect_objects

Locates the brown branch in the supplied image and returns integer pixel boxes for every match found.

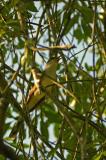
[31,44,75,51]
[0,97,18,159]
[0,97,8,138]
[0,71,20,159]
[0,72,22,112]
[0,140,18,160]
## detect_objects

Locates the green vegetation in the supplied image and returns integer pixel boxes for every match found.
[0,0,106,159]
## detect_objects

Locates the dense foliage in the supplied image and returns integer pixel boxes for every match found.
[0,0,106,159]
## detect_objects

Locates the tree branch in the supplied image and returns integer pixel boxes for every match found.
[0,71,19,159]
[0,140,18,160]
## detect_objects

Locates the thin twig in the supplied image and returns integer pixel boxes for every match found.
[31,44,75,51]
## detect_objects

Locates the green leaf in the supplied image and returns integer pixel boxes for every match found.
[25,2,38,12]
[44,109,61,123]
[74,26,83,43]
[85,63,94,71]
[13,53,18,64]
[54,123,60,138]
[92,153,102,160]
[0,155,5,160]
[64,14,79,35]
[40,119,49,140]
[11,0,20,6]
[47,148,56,159]
[0,28,5,37]
[76,4,93,23]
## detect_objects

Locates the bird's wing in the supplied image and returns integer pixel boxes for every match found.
[26,85,45,111]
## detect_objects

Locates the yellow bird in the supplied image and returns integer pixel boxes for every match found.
[26,58,59,111]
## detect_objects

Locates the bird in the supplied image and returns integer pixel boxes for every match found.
[25,57,59,112]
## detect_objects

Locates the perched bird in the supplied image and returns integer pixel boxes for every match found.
[25,57,59,111]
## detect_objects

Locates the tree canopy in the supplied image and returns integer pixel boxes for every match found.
[0,0,106,160]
